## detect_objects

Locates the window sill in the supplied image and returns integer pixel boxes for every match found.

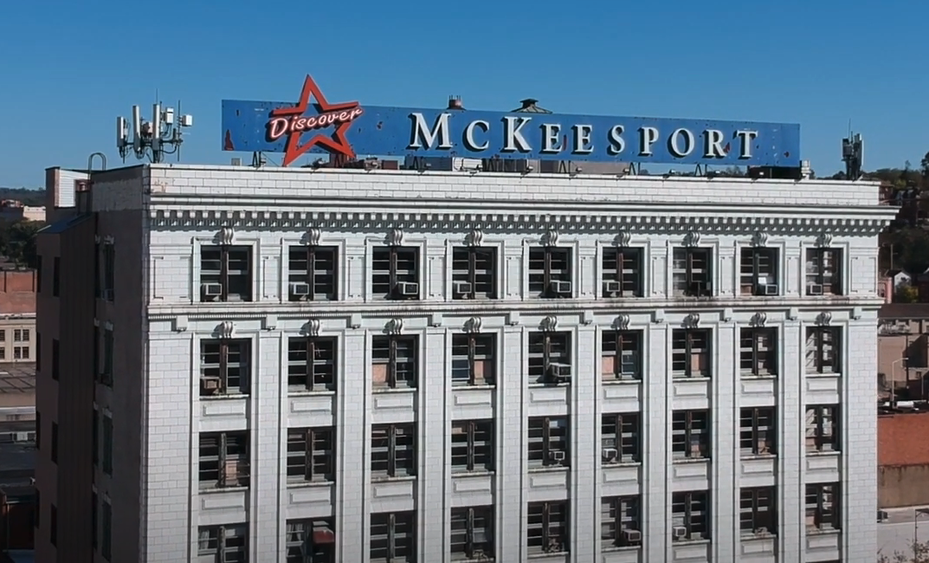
[740,374,778,380]
[452,384,496,390]
[806,372,842,378]
[452,470,495,477]
[602,545,642,552]
[671,376,712,382]
[199,486,248,494]
[527,383,571,388]
[287,389,336,396]
[528,466,569,473]
[741,533,777,541]
[372,387,418,393]
[672,538,710,545]
[672,457,710,464]
[528,551,569,559]
[371,475,417,482]
[286,480,333,488]
[602,378,641,385]
[602,461,641,468]
[807,450,841,457]
[741,454,777,460]
[806,528,840,536]
[200,393,249,400]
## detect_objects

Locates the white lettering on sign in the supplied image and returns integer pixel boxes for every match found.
[735,130,759,159]
[704,129,726,158]
[572,124,593,154]
[464,120,490,151]
[607,125,625,155]
[541,123,562,153]
[669,128,695,157]
[638,126,659,156]
[502,116,532,152]
[408,113,452,150]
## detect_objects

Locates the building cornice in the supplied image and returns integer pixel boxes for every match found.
[147,203,896,237]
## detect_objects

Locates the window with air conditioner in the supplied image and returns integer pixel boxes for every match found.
[286,427,335,484]
[287,336,337,392]
[806,327,841,375]
[740,407,776,456]
[672,247,712,297]
[672,329,711,378]
[601,413,640,464]
[451,334,495,386]
[372,335,418,390]
[200,245,253,302]
[199,431,250,489]
[451,420,494,473]
[740,487,777,538]
[528,416,569,469]
[528,247,573,298]
[200,339,250,396]
[371,423,416,478]
[740,247,779,296]
[805,248,843,296]
[672,410,710,460]
[450,506,494,561]
[672,491,709,541]
[806,405,839,453]
[805,483,840,532]
[370,512,416,563]
[452,246,497,299]
[740,328,777,376]
[601,330,642,381]
[527,501,569,555]
[197,524,248,561]
[601,247,643,297]
[528,332,571,385]
[285,519,336,563]
[372,246,420,300]
[288,245,338,301]
[601,496,641,549]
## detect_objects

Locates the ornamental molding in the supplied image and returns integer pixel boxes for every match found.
[214,320,235,339]
[683,230,701,247]
[750,312,767,327]
[815,311,833,326]
[216,226,235,245]
[465,228,484,247]
[541,228,559,246]
[614,230,632,247]
[302,318,321,337]
[751,230,769,247]
[463,317,482,333]
[612,313,631,331]
[303,227,322,246]
[148,208,892,237]
[386,228,404,246]
[682,313,700,329]
[540,316,558,332]
[384,318,403,335]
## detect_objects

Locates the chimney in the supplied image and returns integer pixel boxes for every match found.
[512,98,552,114]
[447,95,464,110]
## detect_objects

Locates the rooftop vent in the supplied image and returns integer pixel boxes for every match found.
[448,96,464,110]
[513,98,552,114]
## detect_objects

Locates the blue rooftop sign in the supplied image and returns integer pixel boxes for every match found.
[221,75,801,168]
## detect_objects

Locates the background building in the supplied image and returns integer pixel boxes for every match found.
[35,163,894,563]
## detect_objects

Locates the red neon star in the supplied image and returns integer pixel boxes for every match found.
[270,75,360,166]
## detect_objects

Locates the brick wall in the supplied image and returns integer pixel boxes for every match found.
[878,412,929,507]
[0,271,36,315]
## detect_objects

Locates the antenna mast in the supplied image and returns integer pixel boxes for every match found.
[116,99,194,163]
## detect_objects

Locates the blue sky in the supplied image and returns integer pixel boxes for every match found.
[0,0,926,187]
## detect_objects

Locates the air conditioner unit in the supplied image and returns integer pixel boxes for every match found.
[622,529,642,543]
[878,510,889,522]
[14,432,33,443]
[550,450,566,461]
[548,363,571,380]
[603,281,622,294]
[672,526,688,540]
[808,283,824,295]
[290,282,311,296]
[200,376,222,393]
[397,282,419,296]
[550,280,572,295]
[454,281,473,296]
[202,283,223,296]
[763,284,779,296]
[755,527,769,536]
[602,448,618,462]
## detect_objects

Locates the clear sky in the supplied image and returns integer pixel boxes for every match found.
[0,0,926,188]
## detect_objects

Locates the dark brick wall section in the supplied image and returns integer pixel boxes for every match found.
[0,271,35,315]
[879,412,929,466]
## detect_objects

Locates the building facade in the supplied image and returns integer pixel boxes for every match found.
[35,163,894,563]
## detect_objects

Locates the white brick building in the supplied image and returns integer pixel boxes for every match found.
[37,163,896,563]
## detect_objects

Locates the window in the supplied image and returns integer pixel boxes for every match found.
[36,412,41,450]
[370,512,415,563]
[198,524,248,562]
[50,503,57,546]
[528,331,571,385]
[672,247,712,297]
[372,246,419,300]
[103,243,115,300]
[287,336,336,392]
[601,413,640,464]
[601,496,641,549]
[199,431,250,489]
[528,416,569,468]
[602,247,643,297]
[672,410,710,460]
[452,246,497,299]
[200,339,250,396]
[740,408,776,456]
[92,409,99,466]
[371,423,416,478]
[740,328,777,376]
[528,247,573,298]
[50,422,58,464]
[0,330,5,342]
[200,245,252,302]
[527,501,569,555]
[672,491,709,541]
[451,334,495,386]
[102,414,113,475]
[51,338,60,381]
[740,247,779,296]
[806,483,840,532]
[806,405,839,452]
[102,500,112,560]
[91,491,98,549]
[13,329,28,342]
[36,333,41,372]
[740,487,777,537]
[672,329,711,378]
[286,519,335,563]
[805,248,842,296]
[806,327,841,375]
[451,506,494,561]
[286,427,335,483]
[13,347,28,360]
[53,257,60,297]
[451,420,494,473]
[102,327,114,386]
[601,331,642,381]
[372,335,418,390]
[0,348,5,360]
[288,245,338,301]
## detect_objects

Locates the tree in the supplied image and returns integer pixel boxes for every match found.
[882,227,929,274]
[0,220,43,268]
[879,539,929,562]
[895,285,919,303]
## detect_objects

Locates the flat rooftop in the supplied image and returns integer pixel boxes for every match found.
[0,363,35,395]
